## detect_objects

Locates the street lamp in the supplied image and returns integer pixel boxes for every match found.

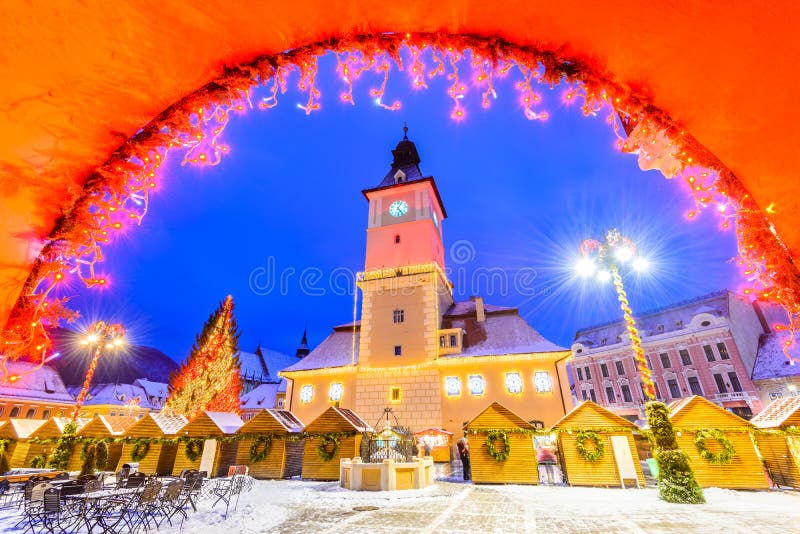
[576,228,656,402]
[72,321,126,421]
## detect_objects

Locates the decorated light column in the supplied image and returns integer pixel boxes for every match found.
[576,228,655,401]
[72,321,125,421]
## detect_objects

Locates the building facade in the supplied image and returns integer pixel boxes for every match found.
[570,291,770,420]
[281,131,572,437]
[752,332,800,406]
[0,362,75,421]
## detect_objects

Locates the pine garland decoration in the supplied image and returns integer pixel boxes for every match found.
[694,429,735,465]
[80,443,96,477]
[249,435,273,463]
[646,401,705,504]
[47,421,77,470]
[0,440,11,475]
[317,434,341,461]
[95,440,109,471]
[575,431,604,462]
[131,441,150,461]
[184,439,204,462]
[485,430,511,462]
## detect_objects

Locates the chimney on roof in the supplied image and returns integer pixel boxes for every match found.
[471,296,485,322]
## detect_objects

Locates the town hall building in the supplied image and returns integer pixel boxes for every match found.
[281,129,572,436]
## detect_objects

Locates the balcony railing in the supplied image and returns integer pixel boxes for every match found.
[713,392,753,402]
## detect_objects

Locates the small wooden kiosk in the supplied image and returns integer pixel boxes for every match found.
[552,401,645,488]
[751,396,800,488]
[235,409,304,479]
[413,428,453,462]
[0,419,47,468]
[669,395,768,490]
[171,411,244,476]
[117,413,187,475]
[464,401,538,485]
[67,415,137,472]
[23,417,90,468]
[301,407,371,481]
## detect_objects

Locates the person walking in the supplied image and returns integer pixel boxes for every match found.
[456,438,471,481]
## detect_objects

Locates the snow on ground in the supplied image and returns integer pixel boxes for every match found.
[2,479,798,533]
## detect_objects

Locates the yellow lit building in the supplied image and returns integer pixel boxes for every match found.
[281,131,572,442]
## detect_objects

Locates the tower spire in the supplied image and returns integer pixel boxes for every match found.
[296,327,310,358]
[403,121,408,140]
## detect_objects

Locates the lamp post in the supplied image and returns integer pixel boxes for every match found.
[576,228,656,402]
[72,321,125,421]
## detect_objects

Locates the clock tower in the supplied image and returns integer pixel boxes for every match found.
[357,127,453,372]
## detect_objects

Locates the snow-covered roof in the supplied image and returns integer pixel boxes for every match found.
[283,328,359,372]
[67,382,155,409]
[751,397,800,428]
[133,378,169,399]
[238,347,298,382]
[0,361,73,403]
[5,418,48,438]
[444,300,512,316]
[442,309,567,358]
[240,383,281,410]
[150,412,188,435]
[205,411,244,434]
[266,409,304,432]
[574,290,732,346]
[752,333,800,380]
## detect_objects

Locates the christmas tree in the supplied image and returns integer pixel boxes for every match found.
[164,295,243,419]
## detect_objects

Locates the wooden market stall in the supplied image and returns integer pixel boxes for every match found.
[172,411,244,476]
[117,412,187,475]
[67,415,137,472]
[668,395,768,490]
[464,401,538,485]
[23,417,90,468]
[301,407,372,481]
[751,396,800,489]
[0,419,46,468]
[413,428,453,462]
[235,409,304,479]
[551,400,645,488]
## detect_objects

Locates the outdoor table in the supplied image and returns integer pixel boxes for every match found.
[63,487,144,533]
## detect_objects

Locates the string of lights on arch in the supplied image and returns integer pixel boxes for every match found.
[1,32,797,382]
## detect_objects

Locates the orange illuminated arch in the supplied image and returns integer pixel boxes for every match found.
[1,8,799,372]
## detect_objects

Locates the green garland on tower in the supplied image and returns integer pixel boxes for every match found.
[485,430,511,462]
[694,429,735,465]
[249,435,273,463]
[575,431,604,462]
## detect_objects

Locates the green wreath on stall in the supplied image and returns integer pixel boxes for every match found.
[485,430,511,462]
[317,434,340,462]
[249,435,273,463]
[131,442,150,462]
[184,439,204,462]
[575,431,604,462]
[694,429,735,465]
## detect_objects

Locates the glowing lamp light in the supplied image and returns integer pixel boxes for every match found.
[615,246,634,263]
[8,375,19,383]
[575,257,597,278]
[86,333,98,344]
[633,257,650,272]
[596,270,612,283]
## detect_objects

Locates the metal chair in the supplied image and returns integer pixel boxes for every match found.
[125,472,148,489]
[211,475,246,519]
[157,479,188,527]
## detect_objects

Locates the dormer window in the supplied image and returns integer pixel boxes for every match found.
[656,324,664,333]
[394,170,406,183]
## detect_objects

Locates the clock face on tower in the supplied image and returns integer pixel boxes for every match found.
[388,200,409,217]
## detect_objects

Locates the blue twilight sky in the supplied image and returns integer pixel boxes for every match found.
[72,52,741,362]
